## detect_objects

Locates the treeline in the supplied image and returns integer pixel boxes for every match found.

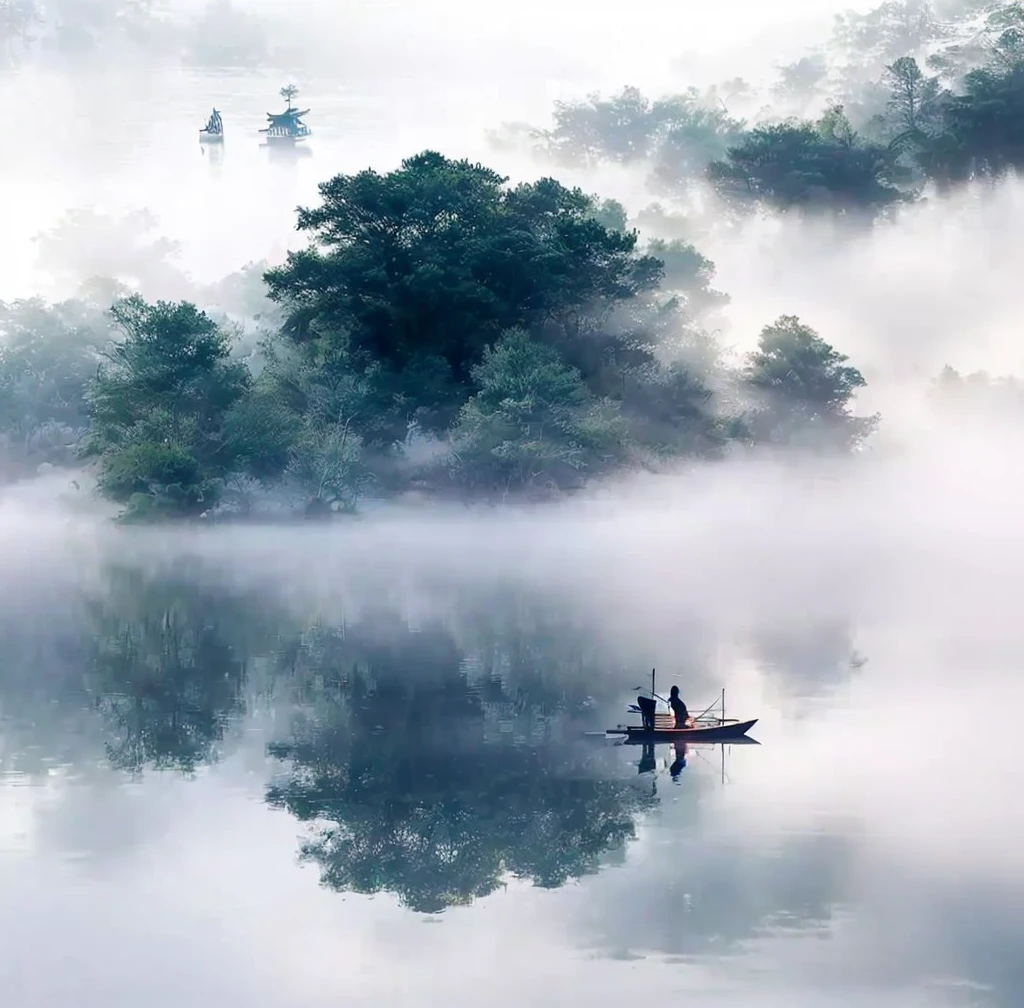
[499,1,1024,216]
[0,152,875,520]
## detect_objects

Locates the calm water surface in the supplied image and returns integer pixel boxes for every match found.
[0,62,592,296]
[0,523,1020,1008]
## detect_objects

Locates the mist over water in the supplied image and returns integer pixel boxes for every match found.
[2,1,1024,1006]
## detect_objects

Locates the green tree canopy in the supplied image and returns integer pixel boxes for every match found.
[707,108,910,216]
[82,296,265,518]
[743,315,878,450]
[447,328,628,496]
[264,151,662,432]
[538,86,744,190]
[0,297,105,472]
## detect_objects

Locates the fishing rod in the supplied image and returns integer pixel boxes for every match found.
[692,687,725,723]
[633,668,669,705]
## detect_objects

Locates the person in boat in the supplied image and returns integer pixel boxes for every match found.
[638,743,656,775]
[668,685,690,728]
[669,740,688,779]
[636,693,657,731]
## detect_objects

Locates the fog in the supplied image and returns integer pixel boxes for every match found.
[2,1,1023,1005]
[0,0,881,292]
[2,0,1022,749]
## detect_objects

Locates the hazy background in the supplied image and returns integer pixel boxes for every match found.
[3,1,1024,1005]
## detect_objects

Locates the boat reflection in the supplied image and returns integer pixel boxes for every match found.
[261,141,313,163]
[631,736,759,787]
[200,142,224,169]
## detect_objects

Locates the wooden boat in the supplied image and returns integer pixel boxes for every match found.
[607,671,757,742]
[608,717,758,742]
[199,108,224,143]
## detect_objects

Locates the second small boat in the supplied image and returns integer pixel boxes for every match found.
[199,107,224,143]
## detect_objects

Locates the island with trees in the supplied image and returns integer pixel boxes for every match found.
[4,0,1023,520]
[0,149,877,520]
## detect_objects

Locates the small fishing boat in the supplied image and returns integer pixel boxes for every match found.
[260,83,311,143]
[608,717,759,742]
[199,107,224,143]
[605,670,758,742]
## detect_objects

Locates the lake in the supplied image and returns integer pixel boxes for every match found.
[0,500,1021,1008]
[2,21,1023,1003]
[0,60,608,298]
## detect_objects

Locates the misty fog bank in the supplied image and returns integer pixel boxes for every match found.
[4,409,1021,632]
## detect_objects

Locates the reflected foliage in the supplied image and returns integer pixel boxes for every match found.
[266,615,657,912]
[83,565,276,774]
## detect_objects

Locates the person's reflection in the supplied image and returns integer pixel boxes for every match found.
[637,742,656,775]
[669,741,688,780]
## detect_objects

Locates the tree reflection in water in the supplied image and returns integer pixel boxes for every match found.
[84,563,281,774]
[265,613,658,913]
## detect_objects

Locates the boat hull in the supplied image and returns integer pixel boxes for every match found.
[608,718,758,742]
[199,131,223,143]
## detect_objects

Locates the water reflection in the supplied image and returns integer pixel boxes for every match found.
[264,614,658,912]
[83,566,260,774]
[200,141,225,171]
[262,141,314,164]
[0,554,1020,1006]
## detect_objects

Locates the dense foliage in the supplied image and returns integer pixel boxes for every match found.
[79,297,275,519]
[494,2,1024,217]
[23,0,1024,518]
[0,149,882,518]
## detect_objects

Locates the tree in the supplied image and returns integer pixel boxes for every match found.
[183,0,269,68]
[0,297,105,474]
[618,360,732,460]
[545,86,661,165]
[929,365,1024,418]
[930,61,1024,182]
[645,239,729,316]
[540,86,744,189]
[447,329,628,497]
[589,197,628,232]
[646,91,746,190]
[264,152,662,433]
[883,56,944,141]
[832,0,942,80]
[743,315,878,450]
[34,208,191,301]
[771,56,829,110]
[0,0,38,62]
[257,336,384,509]
[82,296,258,518]
[707,109,911,217]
